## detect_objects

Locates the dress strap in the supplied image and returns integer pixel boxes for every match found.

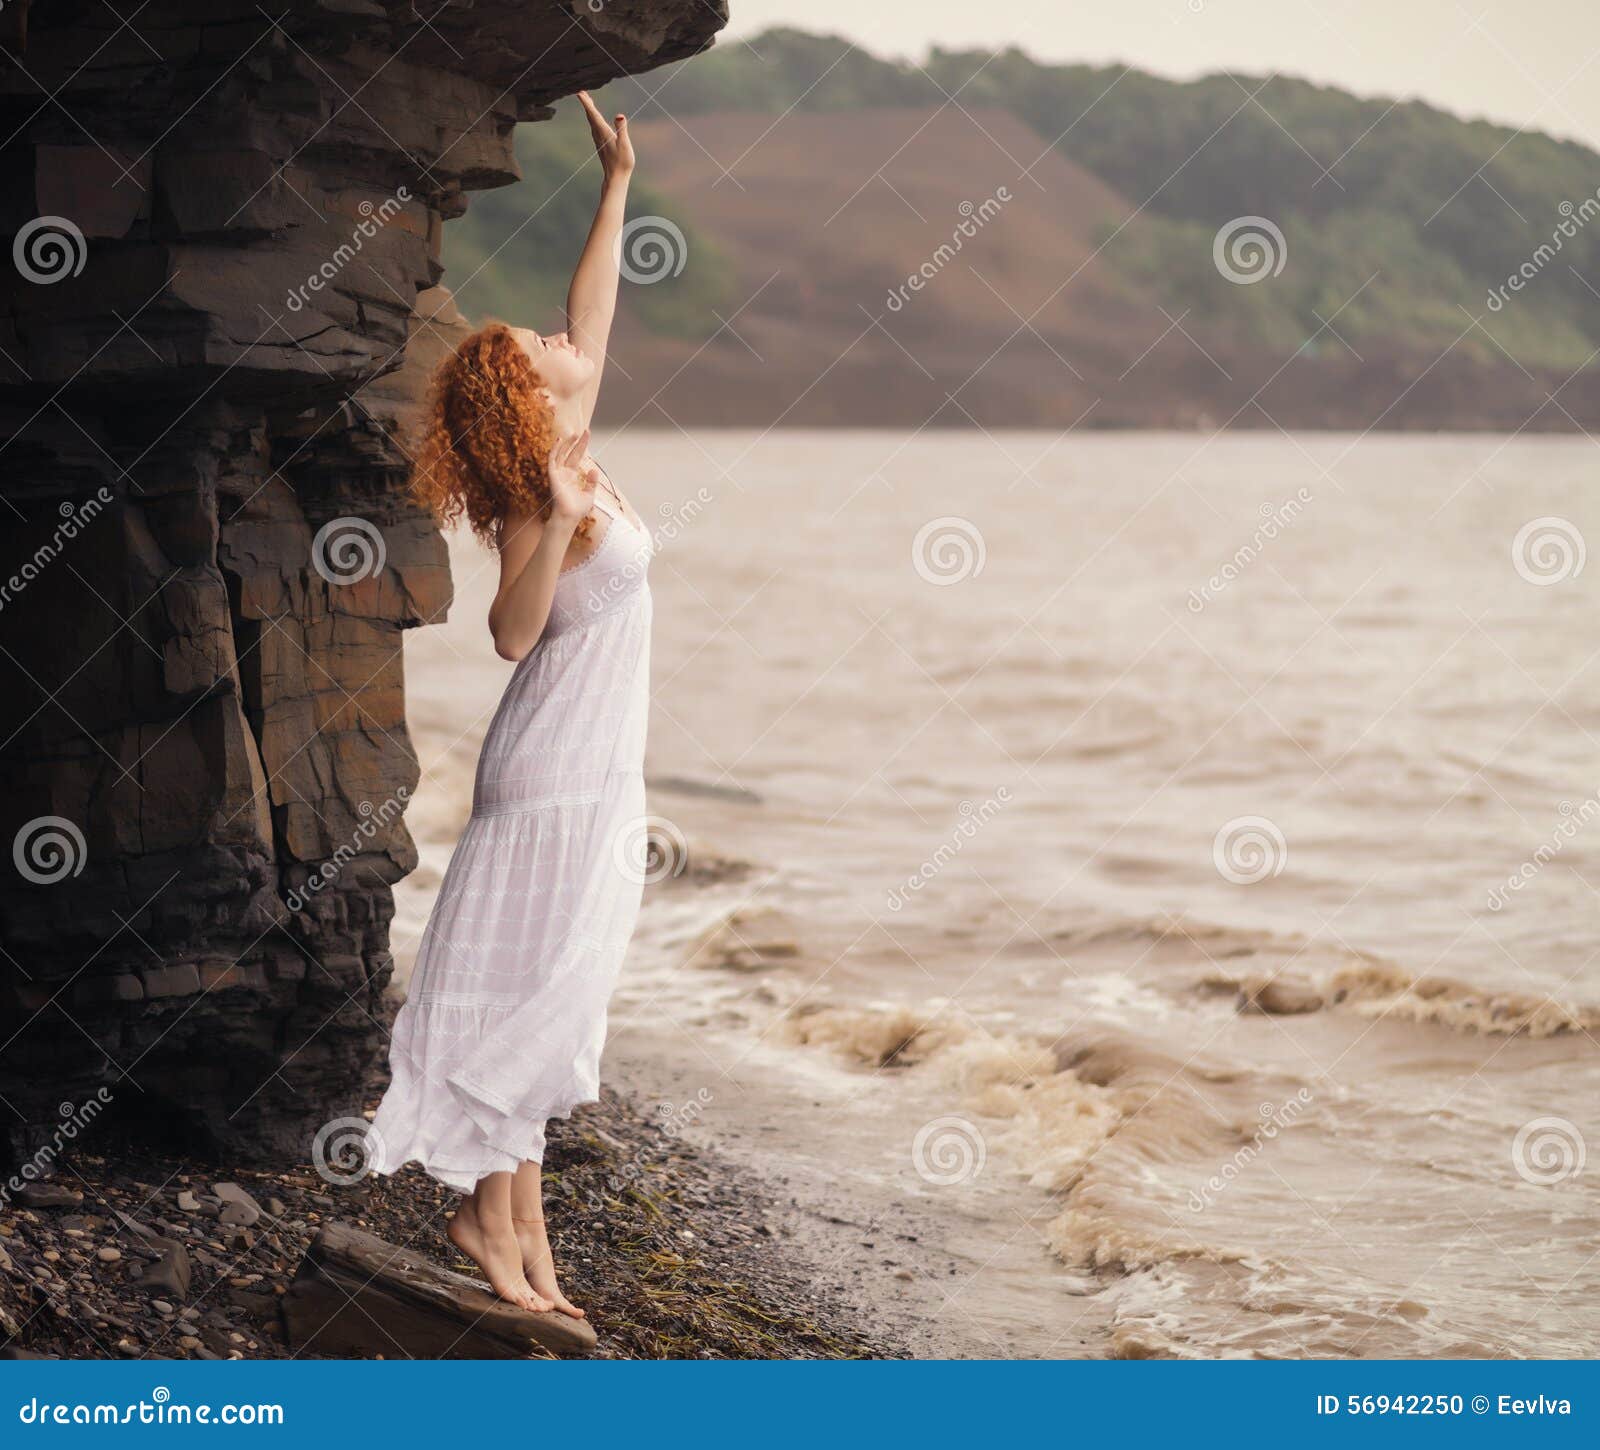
[587,457,626,522]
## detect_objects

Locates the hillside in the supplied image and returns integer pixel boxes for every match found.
[442,28,1600,429]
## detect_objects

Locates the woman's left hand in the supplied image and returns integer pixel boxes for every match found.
[546,429,598,525]
[577,91,635,182]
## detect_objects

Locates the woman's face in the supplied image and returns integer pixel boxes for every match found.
[514,326,595,400]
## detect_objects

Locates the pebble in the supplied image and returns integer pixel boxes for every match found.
[213,1182,265,1216]
[0,1096,884,1362]
[95,1247,121,1263]
[17,1183,84,1209]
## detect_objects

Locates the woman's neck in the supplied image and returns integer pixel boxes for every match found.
[548,393,586,442]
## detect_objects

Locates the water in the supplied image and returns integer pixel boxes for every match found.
[397,430,1598,1358]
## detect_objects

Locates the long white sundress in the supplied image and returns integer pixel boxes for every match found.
[370,488,653,1191]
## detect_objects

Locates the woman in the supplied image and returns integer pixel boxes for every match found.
[369,93,648,1318]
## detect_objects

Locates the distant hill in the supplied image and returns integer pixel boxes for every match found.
[441,28,1600,429]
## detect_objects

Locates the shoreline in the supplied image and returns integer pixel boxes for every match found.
[603,1019,1117,1360]
[0,1087,918,1361]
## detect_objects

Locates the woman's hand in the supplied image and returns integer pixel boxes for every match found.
[546,429,597,524]
[578,91,634,183]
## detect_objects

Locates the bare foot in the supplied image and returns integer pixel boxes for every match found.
[514,1214,585,1318]
[447,1198,551,1312]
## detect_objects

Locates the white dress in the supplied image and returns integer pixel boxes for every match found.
[370,490,653,1191]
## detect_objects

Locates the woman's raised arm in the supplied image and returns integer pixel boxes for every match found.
[566,91,635,426]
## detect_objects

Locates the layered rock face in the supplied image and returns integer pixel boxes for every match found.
[0,1,724,1163]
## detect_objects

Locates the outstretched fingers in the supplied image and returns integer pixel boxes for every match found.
[553,430,587,472]
[576,89,614,142]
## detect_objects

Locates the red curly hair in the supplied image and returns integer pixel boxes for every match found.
[410,321,587,544]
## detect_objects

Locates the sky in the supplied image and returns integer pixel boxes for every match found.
[724,0,1600,152]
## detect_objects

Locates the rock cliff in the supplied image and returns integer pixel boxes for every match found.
[0,1,725,1164]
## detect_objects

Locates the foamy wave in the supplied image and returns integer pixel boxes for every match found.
[685,906,801,972]
[1044,1207,1247,1273]
[1328,960,1600,1037]
[779,997,1334,1309]
[781,1004,1123,1190]
[1188,936,1600,1037]
[777,1003,1284,1204]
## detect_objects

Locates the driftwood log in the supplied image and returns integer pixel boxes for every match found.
[282,1222,596,1359]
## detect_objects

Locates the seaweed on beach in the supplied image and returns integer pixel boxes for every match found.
[0,1089,895,1362]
